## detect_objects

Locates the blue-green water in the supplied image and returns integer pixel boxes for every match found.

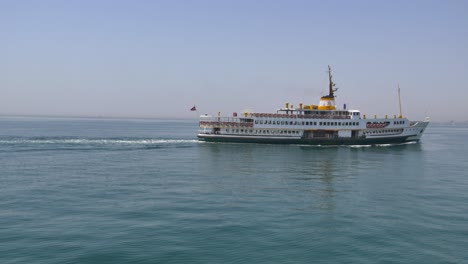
[1,117,467,263]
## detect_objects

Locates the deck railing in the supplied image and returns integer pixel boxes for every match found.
[199,121,254,127]
[250,113,351,119]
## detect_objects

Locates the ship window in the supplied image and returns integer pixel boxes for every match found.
[268,120,272,124]
[290,121,293,125]
[319,122,322,126]
[306,122,309,125]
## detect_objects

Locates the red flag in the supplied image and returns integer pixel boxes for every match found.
[190,106,196,111]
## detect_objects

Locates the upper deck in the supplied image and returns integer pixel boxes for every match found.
[252,108,361,120]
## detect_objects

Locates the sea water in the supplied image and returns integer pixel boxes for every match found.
[1,117,467,263]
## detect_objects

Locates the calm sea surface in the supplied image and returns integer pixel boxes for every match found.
[1,117,467,264]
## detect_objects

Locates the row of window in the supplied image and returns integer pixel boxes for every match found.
[301,111,359,116]
[226,129,300,135]
[255,120,360,126]
[394,121,405,125]
[365,129,402,135]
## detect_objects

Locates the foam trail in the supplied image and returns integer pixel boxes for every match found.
[0,138,199,145]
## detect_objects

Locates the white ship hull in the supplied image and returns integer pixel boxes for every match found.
[197,115,428,145]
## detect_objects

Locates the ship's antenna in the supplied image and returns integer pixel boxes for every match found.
[327,65,337,97]
[398,84,403,118]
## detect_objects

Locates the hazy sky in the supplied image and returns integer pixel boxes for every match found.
[1,0,467,121]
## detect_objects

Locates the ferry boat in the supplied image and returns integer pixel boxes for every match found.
[197,66,429,145]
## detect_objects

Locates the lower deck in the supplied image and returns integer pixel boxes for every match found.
[197,133,420,145]
[197,118,428,145]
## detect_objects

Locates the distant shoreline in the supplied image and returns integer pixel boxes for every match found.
[0,115,197,122]
[1,115,466,125]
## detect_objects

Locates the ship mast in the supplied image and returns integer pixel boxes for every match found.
[398,84,403,118]
[327,65,336,98]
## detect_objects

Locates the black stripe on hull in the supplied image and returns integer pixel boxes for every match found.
[197,135,418,145]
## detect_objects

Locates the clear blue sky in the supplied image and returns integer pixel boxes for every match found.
[1,0,467,121]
